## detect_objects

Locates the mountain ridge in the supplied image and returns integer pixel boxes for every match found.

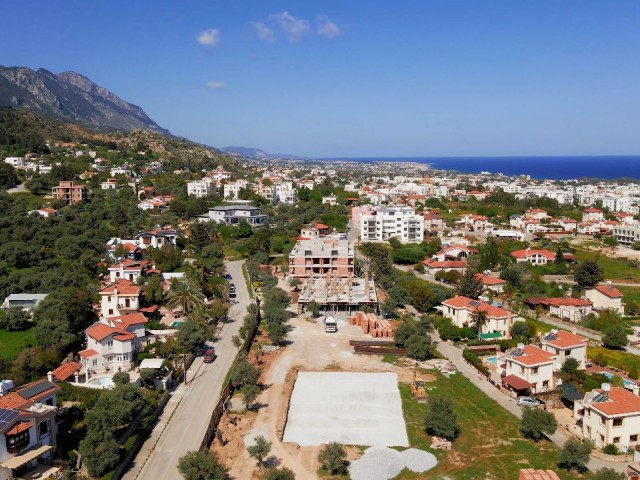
[0,65,169,135]
[222,145,305,160]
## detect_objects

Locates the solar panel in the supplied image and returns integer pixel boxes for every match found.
[17,380,56,400]
[470,301,481,307]
[593,393,610,403]
[510,349,523,357]
[0,408,19,431]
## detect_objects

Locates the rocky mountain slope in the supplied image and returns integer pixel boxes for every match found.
[0,66,169,135]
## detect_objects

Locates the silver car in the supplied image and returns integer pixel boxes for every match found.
[517,396,541,408]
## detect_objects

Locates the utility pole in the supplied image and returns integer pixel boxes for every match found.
[183,341,187,384]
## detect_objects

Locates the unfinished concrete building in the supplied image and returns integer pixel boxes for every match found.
[297,270,378,315]
[288,229,355,279]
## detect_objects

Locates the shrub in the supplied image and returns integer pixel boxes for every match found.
[318,442,348,475]
[520,408,558,441]
[558,438,592,472]
[602,444,619,455]
[629,366,639,380]
[424,396,460,441]
[463,349,489,376]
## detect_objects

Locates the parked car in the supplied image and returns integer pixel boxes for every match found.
[204,348,216,363]
[517,396,541,408]
[225,273,232,280]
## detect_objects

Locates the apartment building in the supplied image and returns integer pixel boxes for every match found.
[52,181,88,205]
[614,224,640,246]
[288,233,355,279]
[187,178,216,198]
[360,206,425,244]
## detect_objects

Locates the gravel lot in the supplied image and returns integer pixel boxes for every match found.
[349,446,437,480]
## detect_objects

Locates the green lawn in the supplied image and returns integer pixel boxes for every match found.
[395,371,588,479]
[0,328,36,360]
[573,249,640,283]
[620,286,640,305]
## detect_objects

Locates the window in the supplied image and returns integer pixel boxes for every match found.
[107,340,113,349]
[566,349,571,356]
[586,426,591,435]
[613,418,623,427]
[123,354,129,361]
[39,420,49,435]
[532,367,539,374]
[108,309,114,315]
[600,415,605,425]
[92,359,98,367]
[6,431,30,452]
[125,298,130,308]
[613,437,620,444]
[631,435,638,442]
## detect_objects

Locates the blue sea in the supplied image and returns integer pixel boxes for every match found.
[328,156,640,180]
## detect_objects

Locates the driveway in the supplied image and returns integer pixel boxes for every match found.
[126,260,252,480]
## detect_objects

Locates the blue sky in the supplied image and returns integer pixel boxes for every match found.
[2,1,640,157]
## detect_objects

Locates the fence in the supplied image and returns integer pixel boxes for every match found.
[199,304,261,450]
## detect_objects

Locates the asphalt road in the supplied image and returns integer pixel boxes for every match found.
[132,260,252,480]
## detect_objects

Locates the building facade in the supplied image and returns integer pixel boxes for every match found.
[360,206,425,244]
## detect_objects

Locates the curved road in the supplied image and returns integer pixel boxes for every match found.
[125,260,252,480]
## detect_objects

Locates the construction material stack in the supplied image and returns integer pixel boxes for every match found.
[348,312,394,338]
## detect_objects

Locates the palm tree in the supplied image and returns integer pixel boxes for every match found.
[167,277,205,315]
[473,309,489,339]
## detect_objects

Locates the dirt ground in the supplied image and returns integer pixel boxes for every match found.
[211,315,415,479]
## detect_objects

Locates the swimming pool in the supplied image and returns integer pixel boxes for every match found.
[601,371,637,389]
[485,356,498,365]
[88,376,115,388]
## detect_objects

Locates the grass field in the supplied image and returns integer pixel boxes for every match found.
[573,249,640,283]
[395,371,588,479]
[0,328,36,360]
[620,286,640,305]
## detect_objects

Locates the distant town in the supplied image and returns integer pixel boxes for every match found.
[2,119,640,480]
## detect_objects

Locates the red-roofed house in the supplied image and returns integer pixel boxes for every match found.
[423,259,467,277]
[511,248,556,265]
[437,296,515,339]
[80,321,137,374]
[577,385,640,448]
[504,345,557,393]
[584,284,625,316]
[541,329,588,369]
[108,259,151,283]
[474,273,507,293]
[543,297,593,322]
[582,207,604,222]
[99,280,142,318]
[434,244,479,262]
[525,208,549,220]
[0,379,59,479]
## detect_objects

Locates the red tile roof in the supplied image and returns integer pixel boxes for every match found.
[590,387,640,416]
[543,330,587,349]
[511,249,556,260]
[86,323,118,341]
[595,285,622,298]
[0,379,60,410]
[511,345,556,366]
[100,279,141,295]
[109,312,147,328]
[114,332,136,341]
[5,421,33,436]
[545,298,592,307]
[502,374,533,390]
[474,273,506,286]
[442,296,512,318]
[79,349,99,358]
[51,361,83,382]
[423,259,467,269]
